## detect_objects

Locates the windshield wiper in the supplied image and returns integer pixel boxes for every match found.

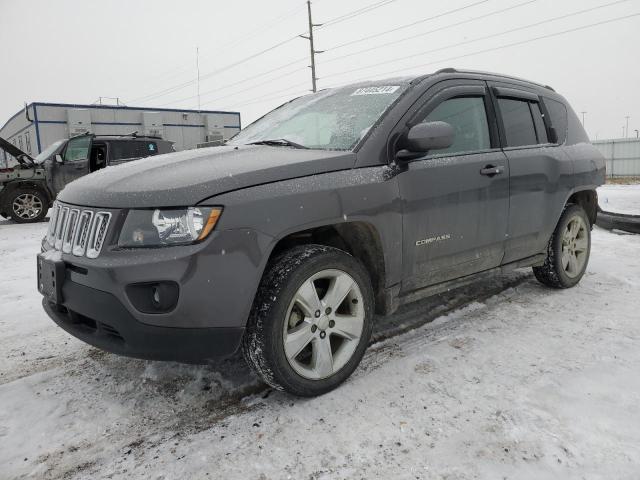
[247,138,308,149]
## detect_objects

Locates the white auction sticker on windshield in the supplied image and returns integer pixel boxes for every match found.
[351,86,400,96]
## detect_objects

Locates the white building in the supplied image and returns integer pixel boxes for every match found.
[0,102,241,166]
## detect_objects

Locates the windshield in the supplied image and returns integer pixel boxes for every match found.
[34,140,65,164]
[228,82,410,150]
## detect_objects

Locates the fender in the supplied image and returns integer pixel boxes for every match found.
[0,179,53,207]
[202,166,403,318]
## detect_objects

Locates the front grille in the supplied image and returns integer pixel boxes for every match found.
[47,201,112,258]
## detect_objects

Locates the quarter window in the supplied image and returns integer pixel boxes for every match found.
[498,98,537,147]
[543,98,568,144]
[530,102,548,144]
[418,96,491,155]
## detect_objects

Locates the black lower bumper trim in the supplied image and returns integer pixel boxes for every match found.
[596,210,640,234]
[43,281,244,363]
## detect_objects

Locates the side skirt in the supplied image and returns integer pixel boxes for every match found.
[380,253,546,315]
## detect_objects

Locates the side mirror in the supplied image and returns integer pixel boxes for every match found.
[55,154,63,164]
[397,121,455,161]
[407,121,455,151]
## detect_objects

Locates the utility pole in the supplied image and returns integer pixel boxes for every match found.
[625,115,630,138]
[580,111,587,128]
[300,1,323,92]
[196,46,201,110]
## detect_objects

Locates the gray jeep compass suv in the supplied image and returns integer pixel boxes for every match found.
[38,69,605,396]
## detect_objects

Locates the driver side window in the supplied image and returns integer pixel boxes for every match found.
[417,96,490,155]
[64,136,91,162]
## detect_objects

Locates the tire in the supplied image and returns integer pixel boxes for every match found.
[7,187,49,224]
[533,204,591,288]
[242,244,374,397]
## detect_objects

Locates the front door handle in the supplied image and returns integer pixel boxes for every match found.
[479,164,505,177]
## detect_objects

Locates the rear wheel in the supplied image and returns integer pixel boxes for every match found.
[7,187,49,223]
[533,204,591,288]
[242,245,374,397]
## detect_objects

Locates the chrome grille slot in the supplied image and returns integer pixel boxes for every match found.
[46,203,61,244]
[45,202,112,259]
[72,211,93,257]
[54,207,69,250]
[86,212,112,259]
[62,209,79,254]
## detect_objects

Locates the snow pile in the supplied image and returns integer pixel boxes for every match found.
[1,186,640,479]
[597,184,640,215]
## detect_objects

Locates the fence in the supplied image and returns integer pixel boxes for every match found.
[592,138,640,177]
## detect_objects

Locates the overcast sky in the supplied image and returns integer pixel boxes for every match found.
[1,0,638,139]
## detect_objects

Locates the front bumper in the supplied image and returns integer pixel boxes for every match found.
[38,202,275,362]
[43,280,244,363]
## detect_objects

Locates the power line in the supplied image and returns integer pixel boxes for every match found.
[200,64,309,107]
[319,0,399,29]
[160,57,308,107]
[120,3,307,96]
[321,0,632,81]
[127,34,302,104]
[324,12,640,87]
[127,0,406,105]
[321,0,538,65]
[323,0,488,53]
[222,83,311,109]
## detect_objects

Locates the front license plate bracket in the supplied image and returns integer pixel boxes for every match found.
[37,254,65,304]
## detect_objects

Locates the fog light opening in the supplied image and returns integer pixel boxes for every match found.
[152,286,161,307]
[125,281,180,314]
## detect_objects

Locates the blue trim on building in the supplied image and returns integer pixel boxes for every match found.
[1,101,241,133]
[33,102,240,117]
[33,105,42,153]
[35,120,241,129]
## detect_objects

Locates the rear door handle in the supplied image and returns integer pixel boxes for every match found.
[480,165,505,177]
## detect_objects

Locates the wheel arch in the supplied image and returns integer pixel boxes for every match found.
[267,221,389,314]
[1,180,52,207]
[565,188,598,226]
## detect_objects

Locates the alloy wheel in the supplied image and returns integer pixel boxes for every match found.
[12,193,43,220]
[561,216,588,278]
[283,269,365,380]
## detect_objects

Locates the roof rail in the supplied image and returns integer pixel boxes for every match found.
[433,67,555,92]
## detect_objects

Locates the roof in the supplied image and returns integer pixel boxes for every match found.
[431,68,555,91]
[1,102,241,134]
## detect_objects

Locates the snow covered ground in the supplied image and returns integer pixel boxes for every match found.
[1,202,640,479]
[598,184,640,215]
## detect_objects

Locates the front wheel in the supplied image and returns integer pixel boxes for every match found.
[533,204,591,288]
[7,188,49,223]
[242,245,374,397]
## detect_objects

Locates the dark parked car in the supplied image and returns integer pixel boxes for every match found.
[38,69,605,396]
[0,133,174,223]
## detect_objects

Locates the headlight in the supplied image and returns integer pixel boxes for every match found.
[118,207,222,247]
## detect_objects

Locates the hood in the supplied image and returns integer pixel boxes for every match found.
[58,145,356,208]
[0,137,35,167]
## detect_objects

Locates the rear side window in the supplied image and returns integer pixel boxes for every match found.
[543,98,568,144]
[498,98,537,147]
[109,141,158,160]
[418,96,491,155]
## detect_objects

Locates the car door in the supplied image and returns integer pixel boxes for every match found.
[54,135,92,192]
[488,83,574,264]
[398,81,510,293]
